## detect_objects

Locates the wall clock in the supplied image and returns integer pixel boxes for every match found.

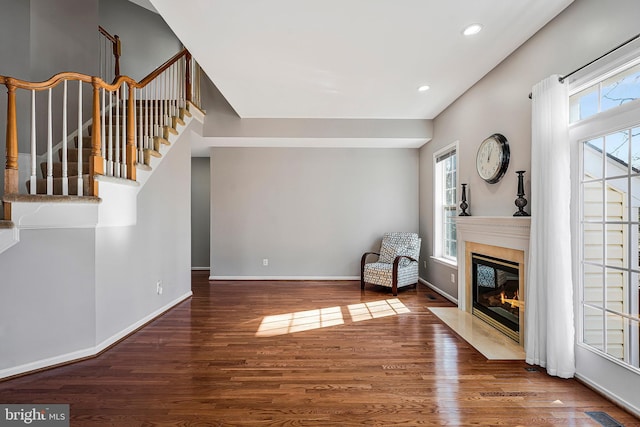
[476,133,510,184]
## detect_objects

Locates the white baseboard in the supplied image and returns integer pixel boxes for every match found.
[0,347,97,381]
[419,278,458,305]
[574,372,640,419]
[209,275,360,281]
[95,291,192,353]
[0,291,192,380]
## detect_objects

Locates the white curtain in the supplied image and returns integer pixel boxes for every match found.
[525,75,575,378]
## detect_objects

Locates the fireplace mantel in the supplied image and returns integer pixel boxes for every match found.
[455,216,531,320]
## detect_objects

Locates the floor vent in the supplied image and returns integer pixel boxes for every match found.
[585,411,624,427]
[524,367,538,372]
[426,294,437,301]
[480,391,536,397]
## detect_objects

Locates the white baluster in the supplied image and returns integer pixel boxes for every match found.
[136,88,142,164]
[115,87,120,178]
[170,64,175,118]
[155,79,160,137]
[29,90,36,194]
[121,85,127,178]
[47,88,53,195]
[101,88,106,172]
[156,71,165,129]
[77,81,83,196]
[144,85,149,153]
[62,80,68,196]
[108,90,113,176]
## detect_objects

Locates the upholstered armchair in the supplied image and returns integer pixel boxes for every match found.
[361,232,421,296]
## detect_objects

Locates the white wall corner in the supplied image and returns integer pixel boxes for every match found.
[96,176,140,227]
[0,226,20,254]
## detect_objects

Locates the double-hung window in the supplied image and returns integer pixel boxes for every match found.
[434,144,458,263]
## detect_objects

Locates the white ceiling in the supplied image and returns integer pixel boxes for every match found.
[149,0,573,120]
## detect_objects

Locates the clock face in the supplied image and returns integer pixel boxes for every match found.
[476,133,509,184]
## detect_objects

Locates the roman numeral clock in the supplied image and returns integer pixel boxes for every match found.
[476,133,510,184]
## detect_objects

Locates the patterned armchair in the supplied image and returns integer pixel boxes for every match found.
[361,232,421,296]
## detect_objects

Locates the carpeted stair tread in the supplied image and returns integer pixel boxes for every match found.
[0,220,14,229]
[60,148,92,162]
[40,161,90,178]
[25,175,91,196]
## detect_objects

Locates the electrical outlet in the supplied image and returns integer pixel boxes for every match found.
[450,273,455,283]
[423,260,427,268]
[262,258,269,266]
[156,280,163,295]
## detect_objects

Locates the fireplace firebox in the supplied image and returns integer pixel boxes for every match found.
[472,253,521,342]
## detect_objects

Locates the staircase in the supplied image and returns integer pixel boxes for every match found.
[23,101,191,196]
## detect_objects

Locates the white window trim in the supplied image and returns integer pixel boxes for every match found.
[433,141,459,266]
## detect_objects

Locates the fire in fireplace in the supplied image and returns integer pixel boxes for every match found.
[472,253,520,342]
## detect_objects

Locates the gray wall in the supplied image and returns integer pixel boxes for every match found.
[191,157,210,269]
[419,0,640,298]
[99,0,182,81]
[210,147,419,278]
[95,121,192,344]
[0,228,96,371]
[30,0,98,80]
[0,0,30,196]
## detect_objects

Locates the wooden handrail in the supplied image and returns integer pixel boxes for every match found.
[138,48,189,87]
[98,25,117,44]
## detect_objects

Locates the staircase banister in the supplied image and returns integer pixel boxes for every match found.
[98,75,137,91]
[0,72,93,91]
[137,48,189,88]
[98,25,118,44]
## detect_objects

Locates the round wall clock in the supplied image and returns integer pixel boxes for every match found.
[476,133,510,184]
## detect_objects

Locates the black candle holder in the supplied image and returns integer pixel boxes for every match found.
[459,183,470,216]
[513,171,530,217]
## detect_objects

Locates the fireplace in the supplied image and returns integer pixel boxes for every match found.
[472,253,520,342]
[455,217,530,346]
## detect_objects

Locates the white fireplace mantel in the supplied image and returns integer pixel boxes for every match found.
[455,216,531,313]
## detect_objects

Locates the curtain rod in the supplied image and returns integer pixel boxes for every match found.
[528,32,640,99]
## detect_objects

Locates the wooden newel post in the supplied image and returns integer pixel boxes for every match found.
[89,78,104,197]
[113,35,121,77]
[126,84,136,181]
[185,51,192,105]
[4,82,18,219]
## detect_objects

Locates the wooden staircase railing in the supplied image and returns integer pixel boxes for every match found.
[98,25,121,83]
[1,48,201,221]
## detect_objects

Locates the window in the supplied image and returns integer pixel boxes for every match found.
[434,144,458,263]
[570,61,640,123]
[572,57,640,372]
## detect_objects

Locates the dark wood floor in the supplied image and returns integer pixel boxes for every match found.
[1,271,638,426]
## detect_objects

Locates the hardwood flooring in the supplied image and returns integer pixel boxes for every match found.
[0,271,638,426]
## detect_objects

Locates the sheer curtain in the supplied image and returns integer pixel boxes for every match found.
[525,75,575,378]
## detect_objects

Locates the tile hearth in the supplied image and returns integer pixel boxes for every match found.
[429,307,525,360]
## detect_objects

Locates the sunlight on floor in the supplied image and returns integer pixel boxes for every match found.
[347,298,410,322]
[256,299,410,337]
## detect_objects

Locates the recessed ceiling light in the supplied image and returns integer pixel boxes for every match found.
[418,85,430,92]
[463,23,483,36]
